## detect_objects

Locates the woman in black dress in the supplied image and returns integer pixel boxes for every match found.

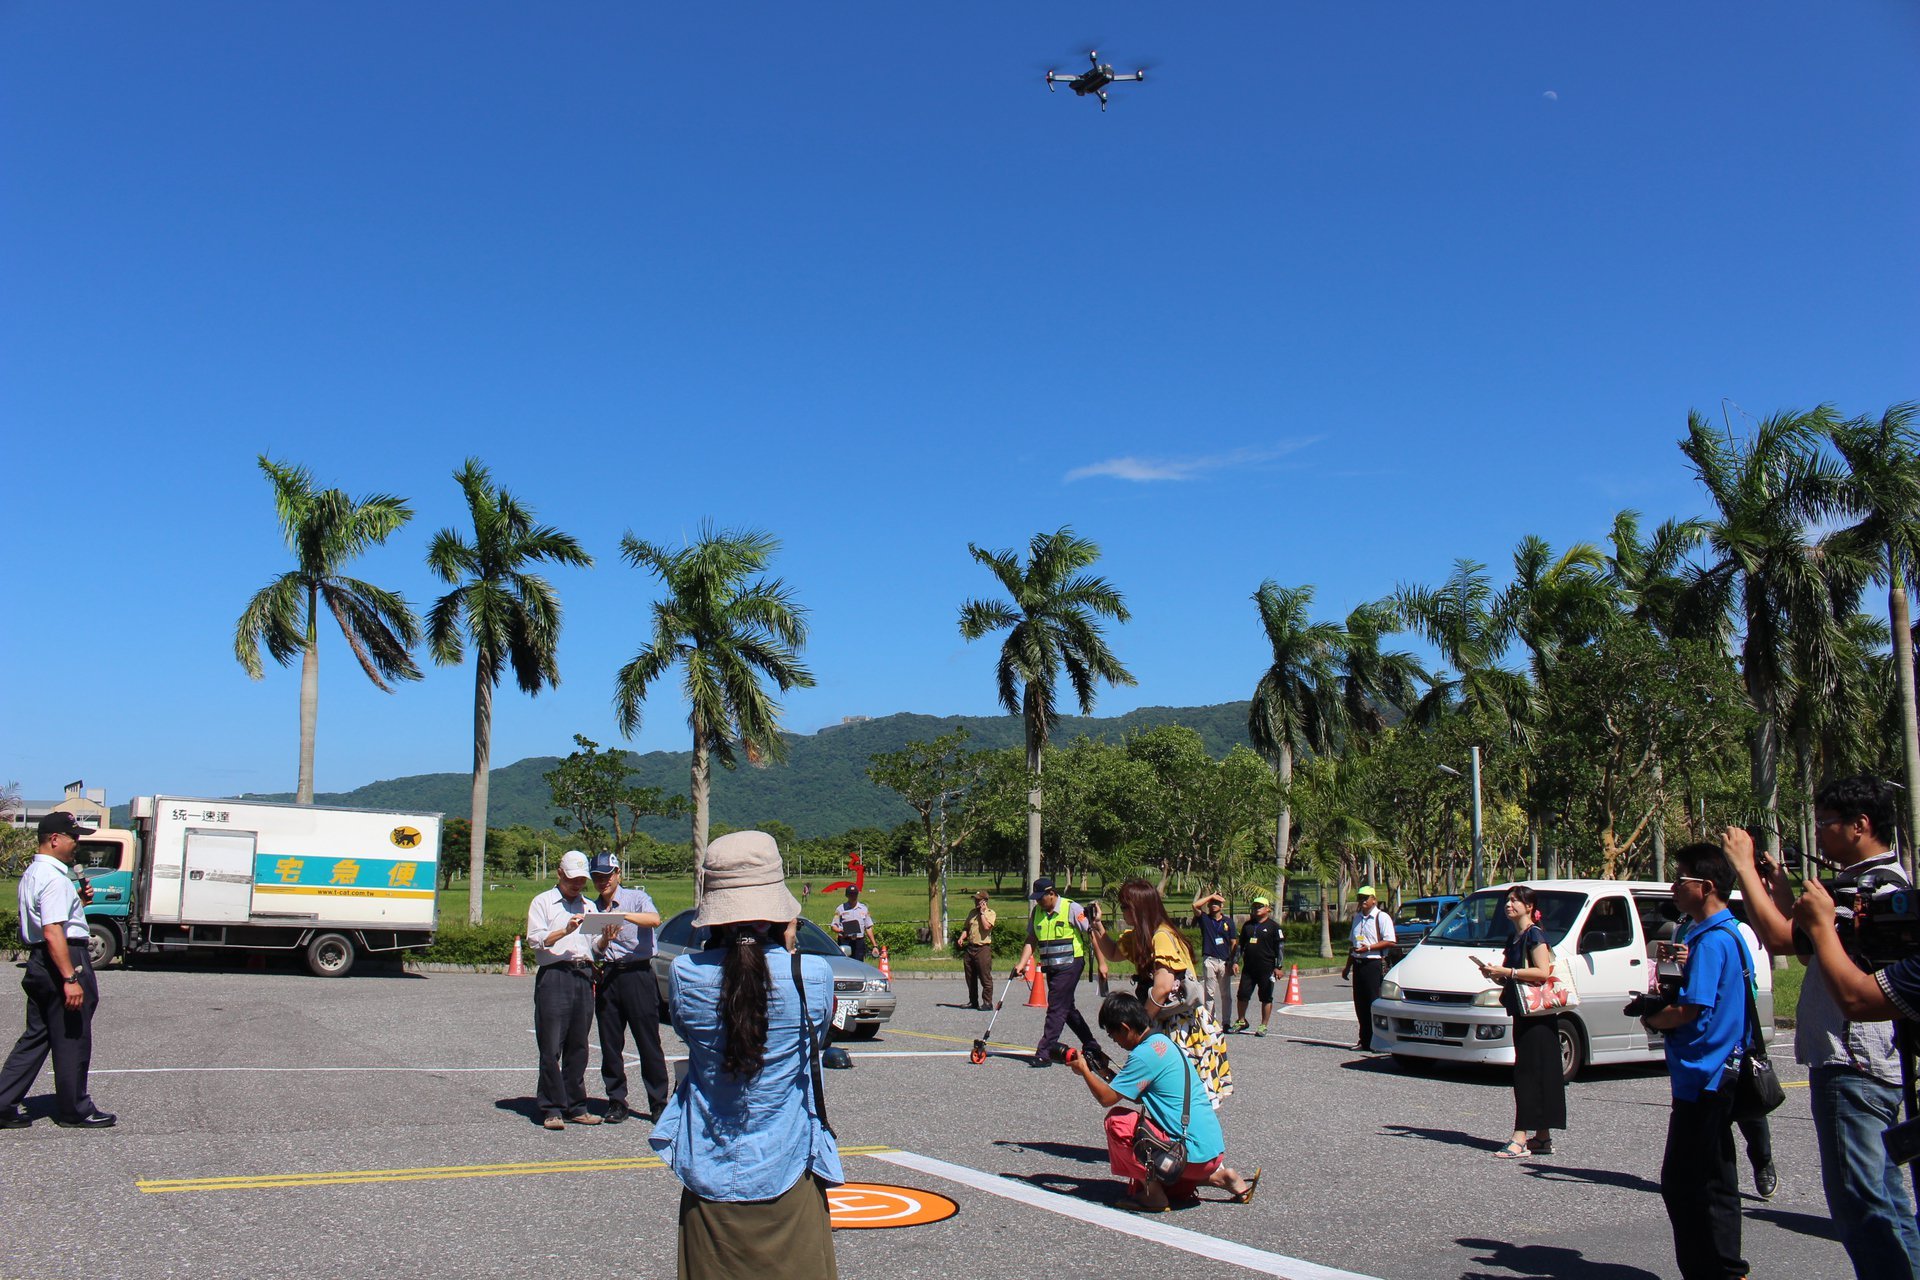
[1473,885,1565,1158]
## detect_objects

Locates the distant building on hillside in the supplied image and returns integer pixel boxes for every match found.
[8,779,110,831]
[818,716,872,734]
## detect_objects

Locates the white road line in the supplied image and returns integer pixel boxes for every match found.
[869,1150,1383,1280]
[92,1049,966,1076]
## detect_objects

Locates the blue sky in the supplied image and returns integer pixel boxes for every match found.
[4,2,1917,806]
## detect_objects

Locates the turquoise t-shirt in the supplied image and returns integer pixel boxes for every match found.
[1110,1033,1225,1164]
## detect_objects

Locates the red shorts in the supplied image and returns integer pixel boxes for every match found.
[1103,1106,1223,1199]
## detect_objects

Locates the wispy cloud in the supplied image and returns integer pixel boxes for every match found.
[1065,438,1321,483]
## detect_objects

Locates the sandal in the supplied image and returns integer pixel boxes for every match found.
[1230,1167,1263,1204]
[1115,1196,1172,1213]
[1528,1137,1554,1156]
[1494,1141,1531,1159]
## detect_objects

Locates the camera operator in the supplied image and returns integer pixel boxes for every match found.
[1726,774,1920,1280]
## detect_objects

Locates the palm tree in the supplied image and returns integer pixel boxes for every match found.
[426,460,592,925]
[1681,406,1853,861]
[614,524,813,897]
[233,456,421,804]
[1831,403,1920,871]
[1397,559,1536,740]
[1246,582,1345,915]
[1333,599,1428,739]
[958,527,1135,890]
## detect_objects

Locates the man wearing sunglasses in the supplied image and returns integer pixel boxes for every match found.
[1724,775,1920,1280]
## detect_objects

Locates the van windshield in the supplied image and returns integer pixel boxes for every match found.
[1423,889,1586,947]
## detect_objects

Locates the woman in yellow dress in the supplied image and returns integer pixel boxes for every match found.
[1091,878,1233,1108]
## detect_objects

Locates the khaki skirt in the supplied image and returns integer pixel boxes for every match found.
[678,1172,837,1280]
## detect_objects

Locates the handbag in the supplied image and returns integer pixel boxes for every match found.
[1707,922,1785,1121]
[1515,936,1581,1015]
[1129,1035,1192,1184]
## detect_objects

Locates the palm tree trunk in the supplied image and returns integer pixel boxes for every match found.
[1025,733,1044,892]
[297,587,319,805]
[466,664,493,926]
[691,726,712,902]
[1528,821,1539,879]
[1891,565,1920,878]
[1273,742,1293,905]
[1318,883,1332,959]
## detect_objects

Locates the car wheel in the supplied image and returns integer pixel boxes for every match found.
[87,922,119,969]
[306,931,356,978]
[1557,1017,1586,1083]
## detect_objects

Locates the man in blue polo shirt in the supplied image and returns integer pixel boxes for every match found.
[1639,841,1751,1280]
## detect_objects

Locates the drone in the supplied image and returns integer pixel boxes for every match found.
[1045,50,1146,111]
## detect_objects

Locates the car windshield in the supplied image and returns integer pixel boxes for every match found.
[660,910,847,960]
[1424,889,1586,947]
[1403,900,1449,924]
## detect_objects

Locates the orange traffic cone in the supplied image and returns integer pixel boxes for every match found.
[877,945,892,981]
[507,936,526,977]
[1025,963,1049,1007]
[1283,964,1303,1006]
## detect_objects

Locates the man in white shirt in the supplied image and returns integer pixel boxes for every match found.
[831,887,875,962]
[526,850,602,1130]
[0,812,115,1129]
[1349,886,1396,1053]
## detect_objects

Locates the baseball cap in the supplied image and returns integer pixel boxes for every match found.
[1251,894,1272,907]
[558,850,590,878]
[38,812,97,839]
[1357,885,1378,900]
[588,853,620,877]
[1029,876,1057,899]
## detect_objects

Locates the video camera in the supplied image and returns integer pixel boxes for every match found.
[1827,866,1920,970]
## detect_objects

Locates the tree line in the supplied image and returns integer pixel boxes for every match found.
[230,402,1920,940]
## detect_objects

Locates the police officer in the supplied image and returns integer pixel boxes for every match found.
[0,812,115,1129]
[526,850,601,1130]
[1015,877,1111,1069]
[588,853,668,1125]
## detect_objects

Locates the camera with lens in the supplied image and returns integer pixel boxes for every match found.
[1817,865,1920,970]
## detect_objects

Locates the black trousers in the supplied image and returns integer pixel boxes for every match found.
[0,944,100,1121]
[1661,1084,1748,1280]
[597,964,669,1118]
[844,936,869,962]
[1512,1015,1567,1132]
[1351,959,1384,1049]
[534,964,595,1119]
[1033,959,1096,1058]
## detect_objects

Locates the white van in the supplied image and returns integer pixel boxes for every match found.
[1369,880,1774,1081]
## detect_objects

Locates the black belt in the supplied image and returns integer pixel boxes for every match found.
[597,958,654,976]
[540,961,594,975]
[28,939,90,955]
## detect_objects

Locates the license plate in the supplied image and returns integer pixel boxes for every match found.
[1413,1020,1445,1040]
[832,998,856,1030]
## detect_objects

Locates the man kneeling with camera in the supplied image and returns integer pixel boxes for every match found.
[1065,992,1259,1213]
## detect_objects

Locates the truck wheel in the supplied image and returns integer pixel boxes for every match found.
[87,922,119,969]
[306,932,357,978]
[1557,1017,1586,1083]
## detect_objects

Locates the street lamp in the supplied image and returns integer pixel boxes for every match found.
[1438,745,1485,891]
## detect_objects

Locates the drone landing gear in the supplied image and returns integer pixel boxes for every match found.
[1098,91,1108,112]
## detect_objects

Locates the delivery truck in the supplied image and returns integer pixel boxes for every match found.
[74,795,443,977]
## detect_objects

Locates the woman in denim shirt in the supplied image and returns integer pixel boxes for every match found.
[651,831,843,1279]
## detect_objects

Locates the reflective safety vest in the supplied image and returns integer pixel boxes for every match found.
[1031,900,1086,971]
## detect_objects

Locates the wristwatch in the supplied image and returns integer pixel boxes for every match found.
[63,975,82,986]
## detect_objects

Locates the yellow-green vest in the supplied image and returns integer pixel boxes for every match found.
[1031,900,1085,970]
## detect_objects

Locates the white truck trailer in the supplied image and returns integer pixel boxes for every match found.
[81,795,443,977]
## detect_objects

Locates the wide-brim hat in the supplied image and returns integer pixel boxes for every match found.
[694,830,803,928]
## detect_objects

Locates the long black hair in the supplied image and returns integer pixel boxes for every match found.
[714,923,773,1081]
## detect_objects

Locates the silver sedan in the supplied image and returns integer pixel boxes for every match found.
[650,909,897,1038]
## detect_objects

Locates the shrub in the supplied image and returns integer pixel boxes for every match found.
[413,922,523,967]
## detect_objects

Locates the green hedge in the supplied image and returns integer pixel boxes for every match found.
[412,922,524,967]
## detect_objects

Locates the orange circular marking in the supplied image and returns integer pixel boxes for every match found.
[827,1181,959,1229]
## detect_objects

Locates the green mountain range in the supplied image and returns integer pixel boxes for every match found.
[221,703,1255,839]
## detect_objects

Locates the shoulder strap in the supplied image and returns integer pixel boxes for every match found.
[791,949,836,1137]
[1705,920,1766,1057]
[1174,1034,1192,1138]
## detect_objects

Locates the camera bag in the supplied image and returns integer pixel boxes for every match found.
[1707,921,1785,1121]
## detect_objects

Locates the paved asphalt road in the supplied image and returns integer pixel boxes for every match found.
[0,960,1856,1280]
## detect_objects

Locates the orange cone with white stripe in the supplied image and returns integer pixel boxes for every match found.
[877,945,892,981]
[507,936,526,977]
[1025,963,1049,1007]
[1283,964,1303,1005]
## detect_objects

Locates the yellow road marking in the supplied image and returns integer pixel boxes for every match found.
[882,1027,1033,1052]
[138,1146,898,1195]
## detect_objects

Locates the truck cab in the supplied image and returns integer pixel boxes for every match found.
[72,826,138,967]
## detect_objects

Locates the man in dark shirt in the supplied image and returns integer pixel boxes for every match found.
[1193,893,1237,1023]
[1233,896,1283,1036]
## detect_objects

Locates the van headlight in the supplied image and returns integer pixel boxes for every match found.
[1379,980,1401,1000]
[1472,987,1506,1007]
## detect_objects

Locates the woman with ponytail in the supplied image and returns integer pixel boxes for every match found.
[651,831,841,1279]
